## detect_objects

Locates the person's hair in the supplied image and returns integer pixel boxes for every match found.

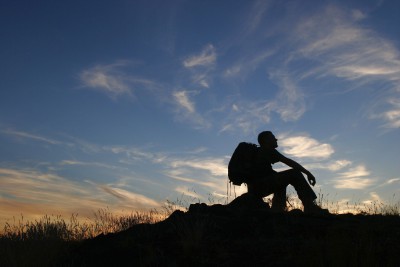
[257,131,273,145]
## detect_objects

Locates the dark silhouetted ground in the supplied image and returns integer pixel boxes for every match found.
[1,193,399,266]
[73,193,400,266]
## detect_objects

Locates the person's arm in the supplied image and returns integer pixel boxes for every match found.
[276,152,316,186]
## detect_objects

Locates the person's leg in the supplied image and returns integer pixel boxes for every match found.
[273,169,329,214]
[247,180,274,199]
[273,169,317,205]
[247,174,280,205]
[247,175,289,211]
[271,186,286,211]
[246,175,287,211]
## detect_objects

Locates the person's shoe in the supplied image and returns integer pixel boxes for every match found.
[304,203,330,215]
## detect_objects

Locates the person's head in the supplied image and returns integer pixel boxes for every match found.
[258,131,278,148]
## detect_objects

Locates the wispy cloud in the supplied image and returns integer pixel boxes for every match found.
[221,71,307,132]
[243,0,272,34]
[333,164,375,189]
[64,136,103,154]
[162,155,231,198]
[334,177,374,190]
[386,178,400,184]
[165,169,220,189]
[279,134,334,160]
[1,129,116,158]
[219,73,304,131]
[309,8,400,81]
[373,177,400,190]
[222,65,305,132]
[100,144,230,197]
[306,159,352,172]
[224,48,277,80]
[339,164,370,178]
[0,168,98,216]
[104,145,168,165]
[80,60,133,98]
[222,0,274,61]
[183,44,216,68]
[1,129,61,145]
[351,9,367,21]
[374,98,400,128]
[102,144,228,195]
[0,167,161,228]
[173,90,196,113]
[79,60,157,99]
[182,44,217,88]
[170,157,228,177]
[362,191,383,204]
[192,73,211,88]
[60,160,126,171]
[221,4,400,132]
[172,90,211,129]
[98,184,159,207]
[268,71,306,121]
[290,5,400,127]
[219,101,272,135]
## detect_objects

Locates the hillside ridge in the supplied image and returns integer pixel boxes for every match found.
[76,193,400,266]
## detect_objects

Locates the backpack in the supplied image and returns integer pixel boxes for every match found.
[228,142,258,186]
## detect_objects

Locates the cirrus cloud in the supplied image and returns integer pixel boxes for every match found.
[279,134,334,160]
[172,90,211,129]
[183,44,216,68]
[173,90,196,113]
[79,60,158,99]
[0,167,161,229]
[80,61,133,98]
[333,165,375,189]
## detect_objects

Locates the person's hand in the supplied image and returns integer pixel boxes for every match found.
[307,173,316,186]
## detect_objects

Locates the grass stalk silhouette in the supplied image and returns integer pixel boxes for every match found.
[1,208,166,242]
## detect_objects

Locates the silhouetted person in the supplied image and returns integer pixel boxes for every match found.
[247,131,329,214]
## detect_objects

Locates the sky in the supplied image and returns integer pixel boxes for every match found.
[1,0,400,227]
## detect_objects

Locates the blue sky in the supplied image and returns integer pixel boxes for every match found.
[1,0,399,225]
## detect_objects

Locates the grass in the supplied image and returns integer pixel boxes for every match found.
[1,208,168,242]
[2,193,399,242]
[0,207,172,266]
[279,190,400,216]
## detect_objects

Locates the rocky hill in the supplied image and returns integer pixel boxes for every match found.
[73,193,400,266]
